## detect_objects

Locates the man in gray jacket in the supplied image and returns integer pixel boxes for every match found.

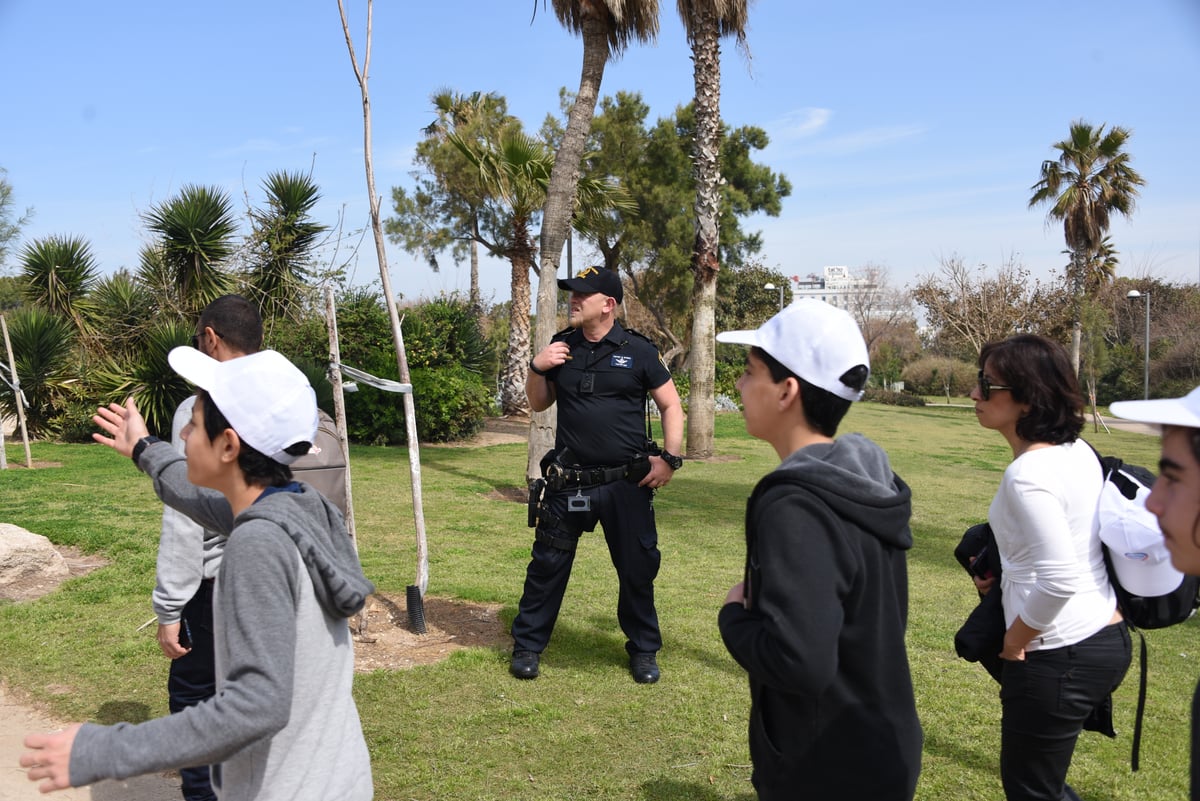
[155,294,262,801]
[21,348,374,800]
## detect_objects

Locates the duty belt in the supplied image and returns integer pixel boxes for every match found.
[545,461,628,489]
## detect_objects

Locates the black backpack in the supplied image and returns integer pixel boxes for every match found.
[1091,447,1200,771]
[1094,452,1200,629]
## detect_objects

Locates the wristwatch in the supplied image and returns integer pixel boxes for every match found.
[660,450,683,470]
[131,435,162,466]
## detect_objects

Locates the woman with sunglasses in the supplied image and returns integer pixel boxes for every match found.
[970,334,1131,801]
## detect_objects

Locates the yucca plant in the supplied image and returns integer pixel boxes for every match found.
[403,296,493,375]
[18,234,100,342]
[247,170,328,326]
[142,184,237,315]
[0,306,77,437]
[84,270,158,361]
[88,320,193,438]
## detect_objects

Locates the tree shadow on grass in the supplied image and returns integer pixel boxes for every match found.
[96,700,152,725]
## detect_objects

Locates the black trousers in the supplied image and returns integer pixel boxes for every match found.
[168,579,217,801]
[1000,621,1131,801]
[512,478,662,656]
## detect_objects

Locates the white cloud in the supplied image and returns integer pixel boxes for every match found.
[773,107,832,140]
[793,125,928,157]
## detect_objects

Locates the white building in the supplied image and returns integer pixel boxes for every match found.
[791,266,877,311]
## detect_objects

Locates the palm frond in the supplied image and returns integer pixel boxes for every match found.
[549,0,660,54]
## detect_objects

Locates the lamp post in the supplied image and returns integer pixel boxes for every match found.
[1126,290,1150,400]
[763,282,784,311]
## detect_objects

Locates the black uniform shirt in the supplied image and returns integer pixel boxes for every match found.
[547,321,671,467]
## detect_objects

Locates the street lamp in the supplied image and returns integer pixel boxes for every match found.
[763,282,784,311]
[1126,290,1150,400]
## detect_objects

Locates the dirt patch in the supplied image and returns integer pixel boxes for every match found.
[5,551,508,672]
[3,547,508,671]
[426,414,530,449]
[351,593,507,671]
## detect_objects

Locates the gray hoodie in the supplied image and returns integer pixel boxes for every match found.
[69,442,374,801]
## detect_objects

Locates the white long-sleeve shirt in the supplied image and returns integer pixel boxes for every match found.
[989,438,1116,651]
[151,396,225,623]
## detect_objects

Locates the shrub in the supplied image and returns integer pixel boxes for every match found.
[287,291,496,445]
[862,387,926,407]
[410,364,494,443]
[901,356,976,397]
[670,362,743,412]
[342,362,493,445]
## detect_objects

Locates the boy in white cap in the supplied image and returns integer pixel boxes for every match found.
[20,348,374,801]
[1111,386,1200,799]
[716,299,922,800]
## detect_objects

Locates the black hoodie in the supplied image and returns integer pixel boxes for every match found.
[718,433,923,801]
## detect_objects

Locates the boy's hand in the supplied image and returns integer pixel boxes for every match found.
[92,398,149,458]
[20,723,82,793]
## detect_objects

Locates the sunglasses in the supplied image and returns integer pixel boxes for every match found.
[977,370,1012,401]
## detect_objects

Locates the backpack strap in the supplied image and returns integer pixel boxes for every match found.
[1131,626,1148,772]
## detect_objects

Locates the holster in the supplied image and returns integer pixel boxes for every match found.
[527,478,546,528]
[626,453,652,484]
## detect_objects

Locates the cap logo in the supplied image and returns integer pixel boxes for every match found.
[577,266,601,279]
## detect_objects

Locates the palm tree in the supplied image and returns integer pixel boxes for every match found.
[18,234,100,343]
[530,0,660,480]
[1084,235,1120,290]
[388,90,517,315]
[1029,120,1144,374]
[142,184,238,316]
[427,90,490,312]
[678,0,750,458]
[452,128,634,418]
[453,130,551,416]
[246,170,328,327]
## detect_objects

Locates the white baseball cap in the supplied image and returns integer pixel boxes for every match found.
[168,347,319,465]
[716,299,870,401]
[1110,385,1200,429]
[1097,470,1186,597]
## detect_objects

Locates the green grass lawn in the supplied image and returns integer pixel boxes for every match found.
[0,405,1192,800]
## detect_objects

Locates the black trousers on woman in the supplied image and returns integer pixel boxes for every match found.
[1000,621,1131,801]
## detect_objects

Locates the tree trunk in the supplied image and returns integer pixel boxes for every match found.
[527,13,610,482]
[501,253,533,417]
[338,0,429,601]
[469,237,481,316]
[1069,249,1083,376]
[684,7,722,459]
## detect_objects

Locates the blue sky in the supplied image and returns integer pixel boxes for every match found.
[2,1,1198,304]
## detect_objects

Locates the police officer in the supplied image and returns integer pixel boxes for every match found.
[511,266,684,683]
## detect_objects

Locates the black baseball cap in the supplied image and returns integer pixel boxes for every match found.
[557,266,623,303]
